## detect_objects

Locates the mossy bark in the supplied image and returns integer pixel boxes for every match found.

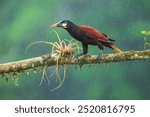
[0,50,150,74]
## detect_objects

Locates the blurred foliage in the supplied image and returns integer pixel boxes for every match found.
[0,0,150,100]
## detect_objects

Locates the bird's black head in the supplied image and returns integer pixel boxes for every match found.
[50,20,74,29]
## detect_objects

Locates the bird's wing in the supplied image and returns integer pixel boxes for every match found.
[79,25,110,42]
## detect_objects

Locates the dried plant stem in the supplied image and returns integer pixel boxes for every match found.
[0,50,150,74]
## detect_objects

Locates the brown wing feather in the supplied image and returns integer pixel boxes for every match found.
[79,25,109,42]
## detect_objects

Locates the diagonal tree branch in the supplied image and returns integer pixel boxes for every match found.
[0,50,150,74]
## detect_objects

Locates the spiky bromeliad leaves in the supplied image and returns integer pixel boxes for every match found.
[26,30,81,91]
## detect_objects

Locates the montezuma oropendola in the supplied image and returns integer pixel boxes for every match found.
[50,20,122,58]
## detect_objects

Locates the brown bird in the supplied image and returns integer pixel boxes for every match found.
[50,20,122,58]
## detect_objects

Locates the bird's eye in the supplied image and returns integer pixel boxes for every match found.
[62,22,67,28]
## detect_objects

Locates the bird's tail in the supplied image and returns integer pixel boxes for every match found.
[111,45,123,53]
[109,38,116,42]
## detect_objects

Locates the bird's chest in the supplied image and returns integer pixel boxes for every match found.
[68,30,87,42]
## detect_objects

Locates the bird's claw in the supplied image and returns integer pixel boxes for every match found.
[96,53,103,62]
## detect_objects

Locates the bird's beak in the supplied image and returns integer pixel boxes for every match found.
[50,23,58,28]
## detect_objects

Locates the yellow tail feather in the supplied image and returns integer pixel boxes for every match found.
[111,45,123,53]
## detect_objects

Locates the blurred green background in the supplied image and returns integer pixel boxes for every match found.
[0,0,150,100]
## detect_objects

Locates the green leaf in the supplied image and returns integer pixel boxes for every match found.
[141,31,150,35]
[141,31,147,35]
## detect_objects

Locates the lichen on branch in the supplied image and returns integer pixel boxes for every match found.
[0,50,150,75]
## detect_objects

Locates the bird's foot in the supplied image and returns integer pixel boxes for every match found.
[96,54,102,62]
[96,51,103,62]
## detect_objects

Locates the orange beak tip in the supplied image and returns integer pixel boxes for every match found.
[50,24,57,28]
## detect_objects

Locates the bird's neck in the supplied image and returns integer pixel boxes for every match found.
[66,23,78,37]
